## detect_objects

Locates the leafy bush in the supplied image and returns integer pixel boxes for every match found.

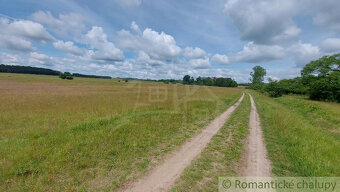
[247,83,265,93]
[66,76,73,80]
[278,78,308,95]
[309,71,340,102]
[59,73,67,79]
[265,81,284,97]
[59,73,73,80]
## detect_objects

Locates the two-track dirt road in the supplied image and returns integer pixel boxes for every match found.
[241,94,272,176]
[122,93,245,192]
[121,93,272,192]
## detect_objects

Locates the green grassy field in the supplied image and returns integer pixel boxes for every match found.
[169,92,340,191]
[1,73,339,192]
[251,91,340,176]
[0,73,243,191]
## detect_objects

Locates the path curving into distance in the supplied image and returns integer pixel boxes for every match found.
[121,93,245,192]
[241,94,272,176]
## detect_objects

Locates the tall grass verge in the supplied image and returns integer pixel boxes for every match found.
[251,91,340,176]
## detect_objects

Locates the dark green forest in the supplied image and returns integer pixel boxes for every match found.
[0,64,60,76]
[0,64,111,79]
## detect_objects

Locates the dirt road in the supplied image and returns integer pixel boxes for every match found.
[241,94,272,176]
[122,93,245,192]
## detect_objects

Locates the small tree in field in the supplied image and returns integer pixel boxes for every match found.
[250,66,266,84]
[183,75,191,84]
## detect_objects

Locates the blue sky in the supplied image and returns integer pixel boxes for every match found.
[1,0,340,82]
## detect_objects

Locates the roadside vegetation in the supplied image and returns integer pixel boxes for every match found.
[248,53,340,102]
[251,91,340,176]
[170,94,250,192]
[0,73,242,191]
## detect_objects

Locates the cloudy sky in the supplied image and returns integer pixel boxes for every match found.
[1,0,340,82]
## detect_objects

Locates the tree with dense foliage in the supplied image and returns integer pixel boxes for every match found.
[301,54,340,77]
[250,66,266,84]
[182,75,238,87]
[183,75,191,84]
[265,80,284,97]
[196,76,203,85]
[247,53,340,102]
[203,77,214,86]
[308,71,340,101]
[301,53,340,102]
[215,77,238,87]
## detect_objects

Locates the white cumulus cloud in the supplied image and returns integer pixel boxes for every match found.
[31,11,85,38]
[231,42,285,63]
[2,18,54,42]
[1,53,24,65]
[183,47,207,59]
[188,57,211,69]
[289,42,320,66]
[0,34,35,52]
[320,38,340,53]
[53,40,84,56]
[28,52,55,66]
[224,0,300,45]
[118,22,181,61]
[212,54,230,65]
[0,17,53,52]
[84,26,124,62]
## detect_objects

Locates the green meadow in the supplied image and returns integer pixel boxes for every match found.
[0,73,242,191]
[1,73,339,192]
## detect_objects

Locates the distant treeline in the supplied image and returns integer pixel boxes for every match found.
[118,76,239,87]
[157,79,181,84]
[0,64,112,79]
[72,73,111,79]
[182,75,238,87]
[0,64,60,76]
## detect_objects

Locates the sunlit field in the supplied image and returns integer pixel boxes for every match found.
[251,91,340,177]
[0,73,243,191]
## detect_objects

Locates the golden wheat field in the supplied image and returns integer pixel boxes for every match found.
[0,73,243,191]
